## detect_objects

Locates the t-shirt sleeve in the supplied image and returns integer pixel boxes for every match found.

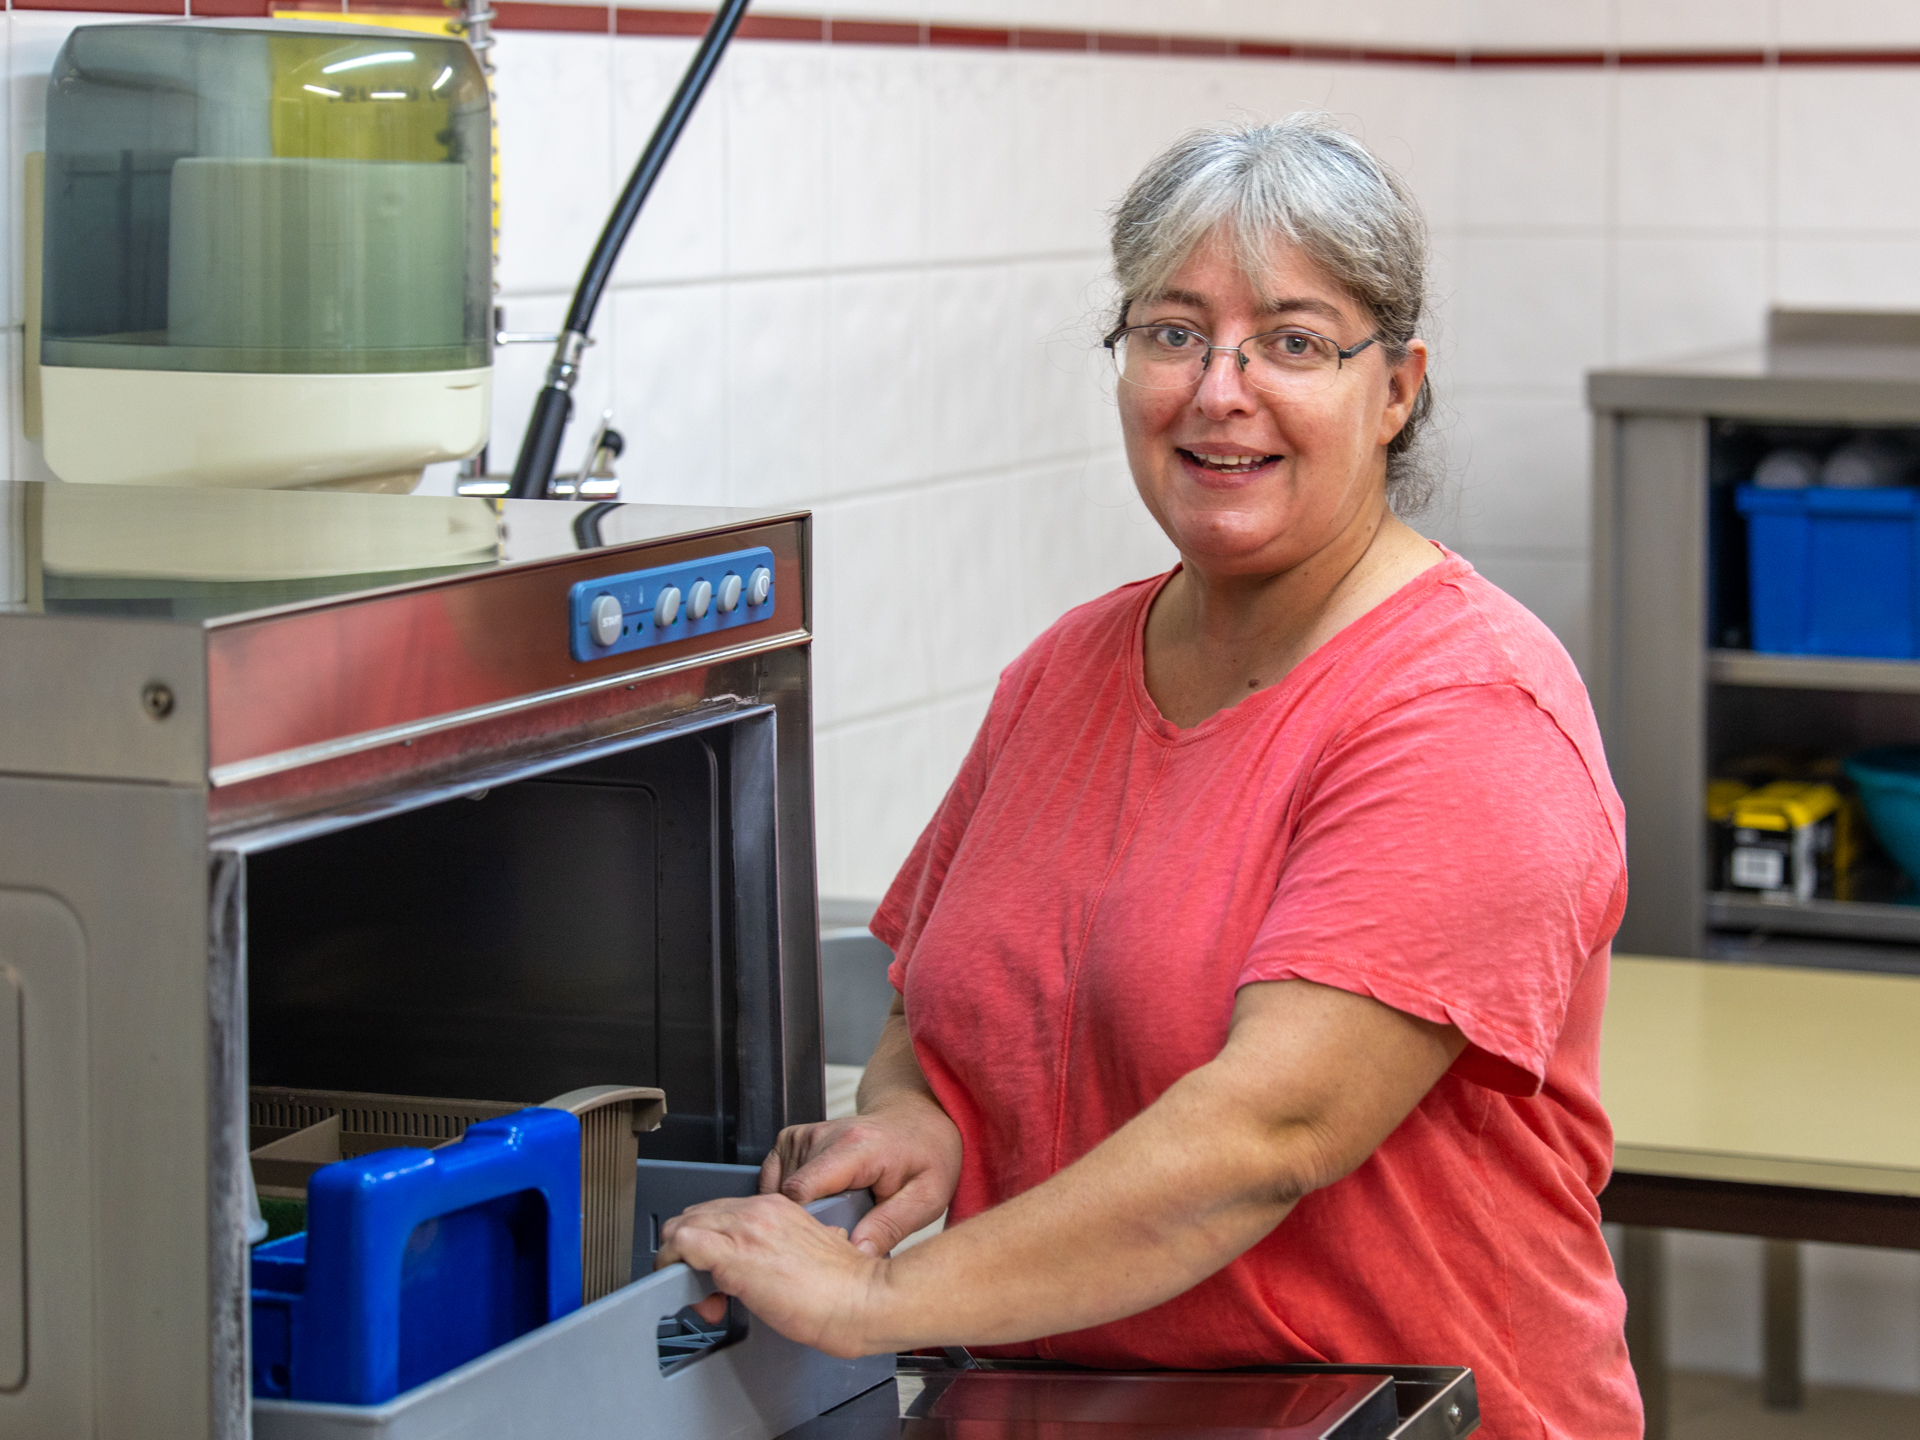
[1239,681,1626,1096]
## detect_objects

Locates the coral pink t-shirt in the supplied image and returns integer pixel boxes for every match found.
[871,552,1638,1440]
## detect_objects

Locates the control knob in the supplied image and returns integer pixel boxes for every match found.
[716,573,743,614]
[589,594,623,647]
[746,566,772,607]
[688,578,713,620]
[653,586,682,627]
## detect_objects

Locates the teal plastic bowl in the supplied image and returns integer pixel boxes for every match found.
[1844,747,1920,884]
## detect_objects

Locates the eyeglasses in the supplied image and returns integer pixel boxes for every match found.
[1103,322,1378,396]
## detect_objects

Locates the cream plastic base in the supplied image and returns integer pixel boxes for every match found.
[40,365,490,490]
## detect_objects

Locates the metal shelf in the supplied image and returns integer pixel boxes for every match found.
[1704,928,1920,977]
[1707,891,1920,945]
[1709,649,1920,694]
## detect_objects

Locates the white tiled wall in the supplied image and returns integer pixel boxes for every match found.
[9,0,1920,1387]
[471,33,1456,904]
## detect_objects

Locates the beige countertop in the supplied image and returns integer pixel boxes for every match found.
[1604,954,1920,1197]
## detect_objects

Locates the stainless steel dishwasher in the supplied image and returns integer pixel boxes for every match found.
[0,481,840,1439]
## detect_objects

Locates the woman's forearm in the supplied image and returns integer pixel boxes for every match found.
[657,980,1460,1359]
[849,978,1464,1352]
[853,1003,938,1118]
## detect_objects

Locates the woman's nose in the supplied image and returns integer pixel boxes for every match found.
[1194,347,1258,416]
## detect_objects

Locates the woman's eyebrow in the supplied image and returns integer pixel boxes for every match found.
[1141,289,1349,326]
[1255,295,1347,324]
[1143,288,1211,311]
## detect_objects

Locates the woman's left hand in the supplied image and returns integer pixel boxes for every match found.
[656,1194,890,1359]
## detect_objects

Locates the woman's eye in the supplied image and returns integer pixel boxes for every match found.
[1148,327,1198,349]
[1280,334,1313,356]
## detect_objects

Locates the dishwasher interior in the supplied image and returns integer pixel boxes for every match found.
[244,722,772,1164]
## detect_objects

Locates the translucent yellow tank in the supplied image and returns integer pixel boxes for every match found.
[37,20,492,490]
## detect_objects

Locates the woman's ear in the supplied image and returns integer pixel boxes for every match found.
[1376,338,1429,448]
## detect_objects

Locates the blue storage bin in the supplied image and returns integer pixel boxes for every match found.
[1736,484,1920,658]
[250,1106,582,1406]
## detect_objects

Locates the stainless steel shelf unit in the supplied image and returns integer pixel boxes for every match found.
[1591,309,1920,966]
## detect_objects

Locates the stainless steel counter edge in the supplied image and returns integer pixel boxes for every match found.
[1589,363,1920,423]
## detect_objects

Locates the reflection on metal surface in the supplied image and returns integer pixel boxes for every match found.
[207,626,804,789]
[1,481,796,614]
[39,481,499,584]
[912,1371,1391,1438]
[782,1363,1483,1440]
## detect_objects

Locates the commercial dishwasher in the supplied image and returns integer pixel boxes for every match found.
[0,480,860,1438]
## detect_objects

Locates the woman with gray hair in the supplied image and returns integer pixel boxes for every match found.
[661,115,1637,1438]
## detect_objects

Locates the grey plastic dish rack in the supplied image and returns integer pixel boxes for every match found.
[254,1161,894,1440]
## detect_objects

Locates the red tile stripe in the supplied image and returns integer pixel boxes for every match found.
[1777,49,1920,67]
[44,3,1920,67]
[21,0,188,13]
[493,1,609,32]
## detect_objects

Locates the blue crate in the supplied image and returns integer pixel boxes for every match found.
[250,1106,582,1406]
[1736,484,1920,659]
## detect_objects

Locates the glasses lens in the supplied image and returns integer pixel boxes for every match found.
[1242,330,1342,395]
[1111,326,1207,390]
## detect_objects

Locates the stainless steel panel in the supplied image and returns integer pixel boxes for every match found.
[764,644,824,1126]
[1708,892,1920,945]
[0,615,207,785]
[208,855,248,1440]
[0,779,210,1440]
[0,960,22,1392]
[0,888,93,1436]
[1588,412,1620,730]
[1606,414,1709,956]
[1708,649,1920,695]
[729,709,787,1155]
[206,651,782,836]
[205,518,806,778]
[1588,344,1920,423]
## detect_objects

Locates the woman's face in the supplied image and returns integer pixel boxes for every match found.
[1116,230,1428,580]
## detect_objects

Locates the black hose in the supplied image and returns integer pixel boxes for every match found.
[514,386,573,502]
[507,0,753,498]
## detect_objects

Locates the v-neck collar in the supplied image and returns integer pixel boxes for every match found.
[1126,546,1471,745]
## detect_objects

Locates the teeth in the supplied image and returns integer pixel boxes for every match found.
[1193,451,1266,467]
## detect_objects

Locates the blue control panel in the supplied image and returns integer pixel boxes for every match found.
[569,547,778,663]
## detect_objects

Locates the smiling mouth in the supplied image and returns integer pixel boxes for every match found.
[1179,448,1281,475]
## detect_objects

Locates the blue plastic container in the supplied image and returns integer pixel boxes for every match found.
[1736,484,1920,658]
[250,1106,582,1406]
[1844,748,1920,886]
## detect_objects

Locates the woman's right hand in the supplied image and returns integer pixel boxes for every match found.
[759,1093,962,1257]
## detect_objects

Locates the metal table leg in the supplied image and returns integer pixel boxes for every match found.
[1622,1226,1668,1440]
[1763,1239,1804,1410]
